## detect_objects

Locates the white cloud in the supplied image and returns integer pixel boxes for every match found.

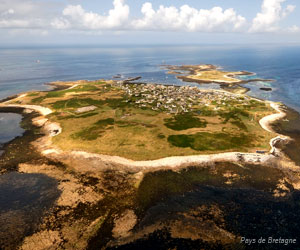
[1,8,15,16]
[250,0,296,32]
[51,17,70,30]
[0,0,62,29]
[0,0,298,36]
[288,25,300,33]
[56,1,246,32]
[131,3,246,32]
[0,19,29,28]
[51,0,130,30]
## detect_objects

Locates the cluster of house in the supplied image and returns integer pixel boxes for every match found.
[118,82,251,114]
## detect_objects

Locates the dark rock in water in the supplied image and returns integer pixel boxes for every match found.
[125,76,142,82]
[113,74,122,79]
[260,87,272,91]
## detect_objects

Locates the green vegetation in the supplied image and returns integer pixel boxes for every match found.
[168,132,253,151]
[217,107,250,131]
[231,120,247,131]
[115,120,155,128]
[71,118,115,140]
[197,107,215,116]
[104,97,128,109]
[219,108,249,123]
[51,96,128,110]
[157,133,166,139]
[95,118,115,128]
[31,96,45,104]
[46,85,99,98]
[51,98,103,109]
[71,126,103,141]
[31,85,100,104]
[58,112,99,120]
[164,113,207,131]
[27,92,39,97]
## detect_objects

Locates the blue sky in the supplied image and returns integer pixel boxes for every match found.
[0,0,299,45]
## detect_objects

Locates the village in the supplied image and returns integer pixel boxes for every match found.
[118,81,252,114]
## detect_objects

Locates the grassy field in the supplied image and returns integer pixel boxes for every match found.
[12,80,276,160]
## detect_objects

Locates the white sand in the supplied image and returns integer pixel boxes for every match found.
[1,104,53,116]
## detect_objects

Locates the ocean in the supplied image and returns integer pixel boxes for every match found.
[0,44,300,142]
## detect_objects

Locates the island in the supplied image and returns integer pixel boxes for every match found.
[164,64,273,94]
[0,65,300,250]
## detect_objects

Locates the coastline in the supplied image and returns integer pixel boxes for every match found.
[0,82,297,173]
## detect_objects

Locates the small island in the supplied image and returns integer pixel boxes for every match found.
[1,65,300,250]
[164,64,273,94]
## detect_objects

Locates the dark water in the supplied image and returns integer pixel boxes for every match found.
[0,172,60,249]
[0,45,299,111]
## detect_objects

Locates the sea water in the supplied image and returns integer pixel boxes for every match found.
[0,45,299,111]
[0,113,24,151]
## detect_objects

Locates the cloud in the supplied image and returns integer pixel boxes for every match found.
[250,0,296,32]
[1,8,14,16]
[55,1,246,32]
[51,0,130,30]
[0,0,62,29]
[50,18,70,30]
[131,3,246,32]
[288,25,300,33]
[0,0,298,35]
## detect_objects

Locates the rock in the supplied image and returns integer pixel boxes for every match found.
[112,210,137,239]
[75,106,97,114]
[260,87,272,91]
[21,230,62,250]
[113,74,122,79]
[32,116,48,127]
[23,109,33,114]
[124,76,142,82]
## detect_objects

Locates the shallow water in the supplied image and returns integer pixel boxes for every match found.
[0,113,24,145]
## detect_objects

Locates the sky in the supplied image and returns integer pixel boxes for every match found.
[0,0,299,45]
